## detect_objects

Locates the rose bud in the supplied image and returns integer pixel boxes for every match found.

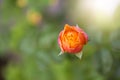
[58,24,88,59]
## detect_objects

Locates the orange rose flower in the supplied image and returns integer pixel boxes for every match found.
[58,24,88,58]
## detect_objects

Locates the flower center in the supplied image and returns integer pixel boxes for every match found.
[67,32,74,40]
[65,31,80,48]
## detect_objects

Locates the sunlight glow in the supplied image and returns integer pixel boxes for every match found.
[91,0,120,17]
[77,0,120,30]
[68,0,120,30]
[80,0,120,18]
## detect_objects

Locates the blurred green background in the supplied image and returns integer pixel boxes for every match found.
[0,0,120,80]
